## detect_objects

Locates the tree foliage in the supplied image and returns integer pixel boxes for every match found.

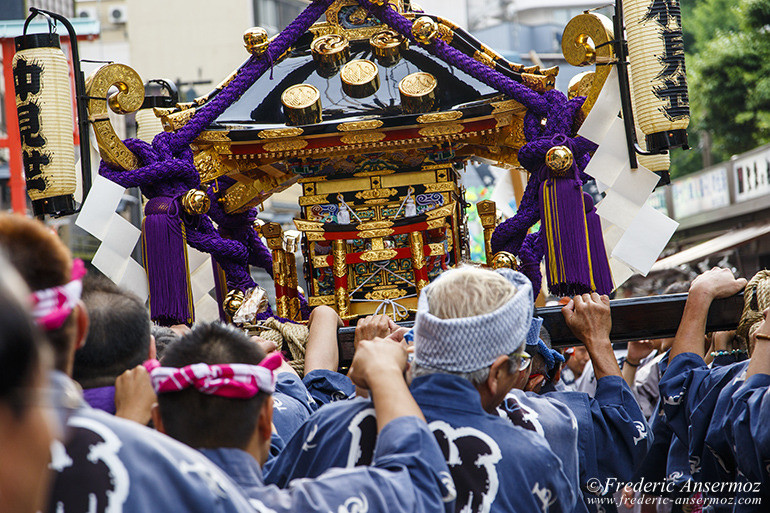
[669,0,770,177]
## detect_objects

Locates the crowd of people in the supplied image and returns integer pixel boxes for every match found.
[0,213,769,513]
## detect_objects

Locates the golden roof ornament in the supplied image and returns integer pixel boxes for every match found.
[311,34,350,76]
[490,251,520,270]
[411,16,439,44]
[369,29,407,66]
[243,27,269,56]
[545,145,574,175]
[399,72,437,113]
[223,289,246,317]
[282,84,322,125]
[341,59,380,98]
[181,189,211,215]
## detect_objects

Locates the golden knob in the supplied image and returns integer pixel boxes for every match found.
[311,34,350,77]
[243,27,269,56]
[223,289,246,317]
[281,84,322,125]
[341,59,380,98]
[412,16,439,44]
[181,189,211,215]
[399,72,438,114]
[370,30,407,67]
[490,251,520,270]
[545,146,574,175]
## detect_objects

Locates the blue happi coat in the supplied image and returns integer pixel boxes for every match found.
[658,353,761,511]
[273,369,355,443]
[498,389,582,511]
[725,374,770,504]
[201,415,453,513]
[47,371,257,513]
[267,373,576,513]
[545,375,653,513]
[659,354,748,481]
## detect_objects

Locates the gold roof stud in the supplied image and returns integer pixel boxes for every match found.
[243,27,270,56]
[399,72,438,114]
[370,29,407,67]
[545,146,574,176]
[412,16,439,44]
[341,59,381,98]
[281,84,322,126]
[311,34,350,77]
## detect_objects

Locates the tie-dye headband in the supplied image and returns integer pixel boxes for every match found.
[30,259,86,331]
[145,353,282,399]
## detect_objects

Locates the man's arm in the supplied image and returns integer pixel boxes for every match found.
[669,268,746,361]
[562,293,620,379]
[621,340,653,388]
[304,305,342,374]
[348,337,424,431]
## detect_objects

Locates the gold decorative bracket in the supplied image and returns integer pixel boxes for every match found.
[561,12,616,120]
[85,63,145,170]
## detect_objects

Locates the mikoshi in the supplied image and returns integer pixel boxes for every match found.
[15,0,691,339]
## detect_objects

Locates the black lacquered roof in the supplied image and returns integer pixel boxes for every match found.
[213,35,500,130]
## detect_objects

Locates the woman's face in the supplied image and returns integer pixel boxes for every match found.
[0,368,56,513]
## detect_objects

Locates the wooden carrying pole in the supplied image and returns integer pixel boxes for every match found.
[334,292,745,367]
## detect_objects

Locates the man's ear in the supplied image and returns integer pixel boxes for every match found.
[151,403,164,434]
[258,395,273,442]
[486,354,511,397]
[74,301,89,351]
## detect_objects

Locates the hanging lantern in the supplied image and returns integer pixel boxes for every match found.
[623,0,690,152]
[13,31,77,216]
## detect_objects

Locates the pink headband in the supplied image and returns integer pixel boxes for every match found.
[30,259,86,331]
[145,353,283,399]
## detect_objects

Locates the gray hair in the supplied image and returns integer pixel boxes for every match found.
[426,266,517,320]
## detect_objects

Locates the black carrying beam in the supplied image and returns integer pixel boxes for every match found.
[335,292,745,367]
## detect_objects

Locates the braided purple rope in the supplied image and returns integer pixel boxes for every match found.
[492,94,597,257]
[160,0,335,154]
[97,1,331,322]
[519,230,544,298]
[359,0,549,117]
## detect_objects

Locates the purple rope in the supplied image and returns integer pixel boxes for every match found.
[519,230,544,298]
[492,94,596,256]
[359,0,549,117]
[159,0,335,154]
[97,0,330,320]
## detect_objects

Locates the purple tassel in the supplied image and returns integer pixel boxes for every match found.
[143,197,193,326]
[539,169,594,296]
[583,192,614,295]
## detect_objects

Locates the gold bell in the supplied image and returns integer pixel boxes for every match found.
[412,16,439,44]
[223,289,246,317]
[311,34,350,77]
[490,251,520,270]
[181,189,210,215]
[243,27,269,56]
[370,30,407,67]
[399,72,438,114]
[341,59,380,98]
[281,84,322,125]
[545,146,574,175]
